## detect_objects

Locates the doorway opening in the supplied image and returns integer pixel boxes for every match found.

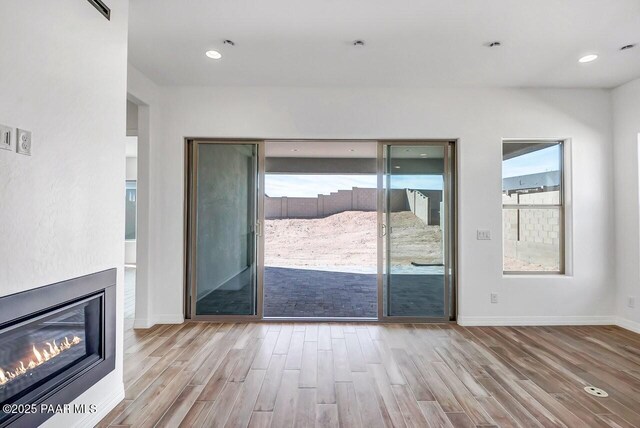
[263,141,378,318]
[124,99,138,321]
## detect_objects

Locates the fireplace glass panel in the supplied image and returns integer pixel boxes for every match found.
[0,294,103,423]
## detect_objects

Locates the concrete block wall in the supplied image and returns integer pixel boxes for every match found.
[321,189,354,216]
[407,189,430,224]
[286,197,319,218]
[266,186,379,218]
[388,189,408,212]
[502,190,561,269]
[265,186,443,223]
[420,190,443,226]
[353,187,377,210]
[265,196,284,218]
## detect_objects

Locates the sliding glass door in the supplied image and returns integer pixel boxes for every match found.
[185,139,454,321]
[379,141,455,321]
[186,140,263,320]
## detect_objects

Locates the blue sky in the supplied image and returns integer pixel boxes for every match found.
[503,145,560,178]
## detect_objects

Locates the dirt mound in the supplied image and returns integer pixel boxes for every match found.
[264,211,442,269]
[265,211,378,268]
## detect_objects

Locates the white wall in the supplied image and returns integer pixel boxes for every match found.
[0,1,128,426]
[142,86,615,325]
[126,156,138,180]
[127,65,161,326]
[613,77,640,332]
[126,100,138,136]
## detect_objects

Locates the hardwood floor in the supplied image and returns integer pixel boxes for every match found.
[98,321,640,427]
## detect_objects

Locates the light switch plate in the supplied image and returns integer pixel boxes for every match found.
[477,229,491,240]
[16,128,31,156]
[0,124,12,151]
[490,293,498,304]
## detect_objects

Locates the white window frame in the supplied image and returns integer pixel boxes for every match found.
[502,139,571,275]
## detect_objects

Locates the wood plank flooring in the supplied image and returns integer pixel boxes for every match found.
[98,321,640,427]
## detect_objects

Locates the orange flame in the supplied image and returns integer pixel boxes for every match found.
[0,336,81,386]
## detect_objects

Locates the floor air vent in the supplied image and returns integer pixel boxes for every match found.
[87,0,111,20]
[584,386,608,397]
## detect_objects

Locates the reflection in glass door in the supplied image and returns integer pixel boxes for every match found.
[186,140,263,319]
[379,142,455,320]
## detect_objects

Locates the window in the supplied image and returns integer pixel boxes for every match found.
[502,141,564,273]
[125,180,137,240]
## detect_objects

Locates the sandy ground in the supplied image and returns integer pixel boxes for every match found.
[264,210,546,272]
[264,211,443,269]
[503,257,558,272]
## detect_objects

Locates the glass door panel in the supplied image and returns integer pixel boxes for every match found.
[190,141,260,317]
[382,143,453,319]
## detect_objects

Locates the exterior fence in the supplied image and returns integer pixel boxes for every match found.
[265,187,442,226]
[503,190,561,268]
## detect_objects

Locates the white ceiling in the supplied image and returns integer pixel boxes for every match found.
[128,0,640,88]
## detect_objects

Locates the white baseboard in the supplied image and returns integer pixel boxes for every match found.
[457,315,615,327]
[133,317,153,329]
[133,314,184,329]
[615,317,640,334]
[72,386,124,428]
[153,314,184,324]
[457,315,640,336]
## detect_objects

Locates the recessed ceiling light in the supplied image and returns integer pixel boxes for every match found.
[420,153,428,157]
[349,149,355,152]
[223,39,235,46]
[486,41,501,48]
[620,44,636,51]
[353,40,365,47]
[291,149,298,152]
[394,166,401,169]
[206,50,222,59]
[578,54,598,63]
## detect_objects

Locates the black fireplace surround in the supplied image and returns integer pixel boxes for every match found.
[0,269,116,427]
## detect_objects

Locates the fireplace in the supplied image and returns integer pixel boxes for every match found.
[0,269,116,427]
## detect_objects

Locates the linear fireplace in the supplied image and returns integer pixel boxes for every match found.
[0,269,116,427]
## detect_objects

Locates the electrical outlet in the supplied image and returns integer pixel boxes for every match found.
[491,293,498,304]
[16,128,31,156]
[477,229,491,240]
[0,124,12,151]
[629,296,636,309]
